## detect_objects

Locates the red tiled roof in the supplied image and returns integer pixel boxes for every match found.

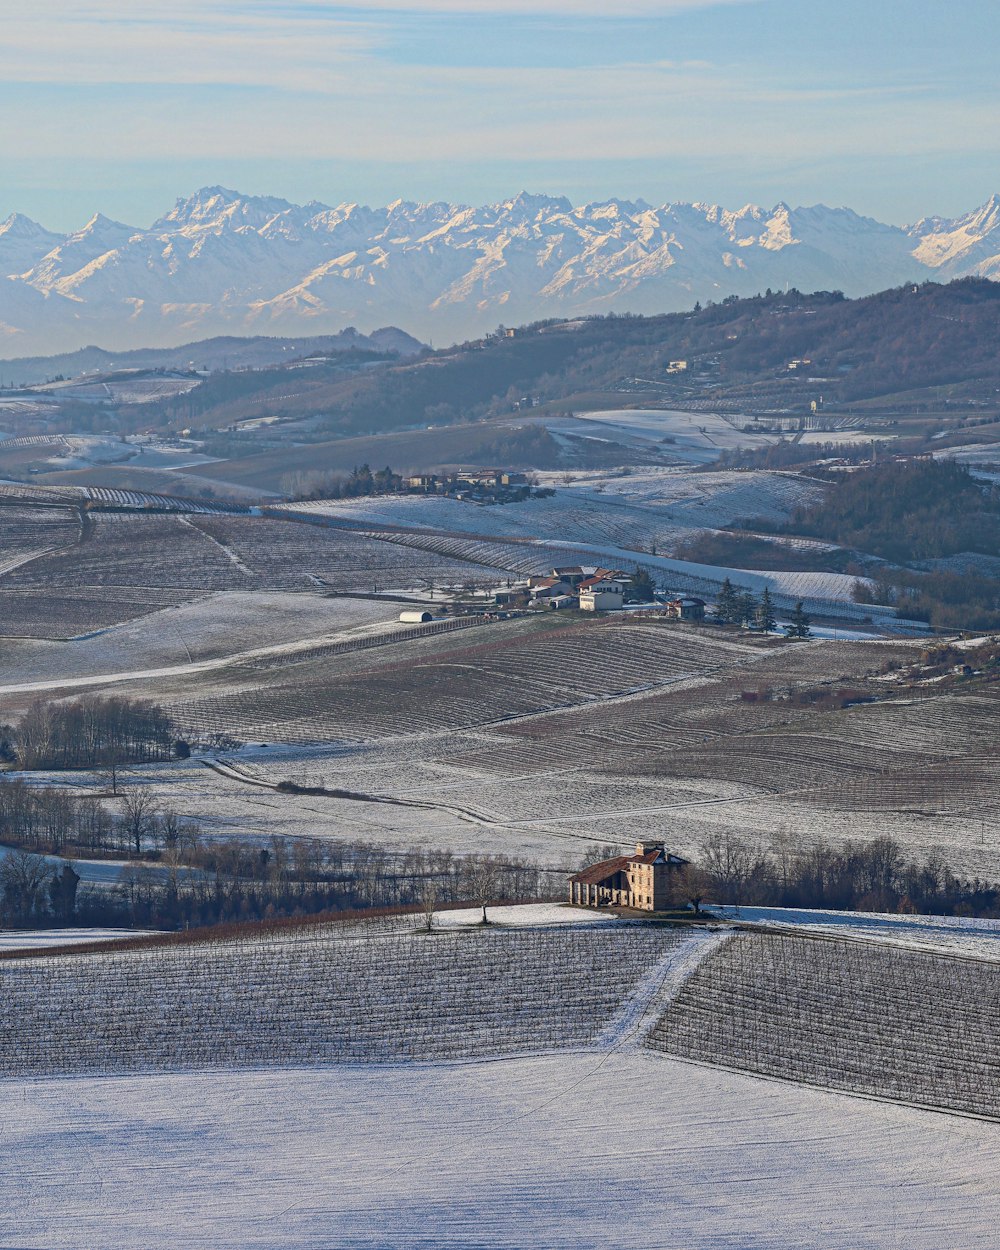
[569,850,688,883]
[570,856,630,885]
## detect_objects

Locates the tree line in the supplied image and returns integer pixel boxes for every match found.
[8,695,181,772]
[0,833,553,932]
[692,830,1000,918]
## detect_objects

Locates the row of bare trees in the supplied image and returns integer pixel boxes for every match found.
[695,828,1000,917]
[0,774,193,858]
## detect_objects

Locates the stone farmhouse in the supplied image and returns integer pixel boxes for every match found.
[569,842,689,912]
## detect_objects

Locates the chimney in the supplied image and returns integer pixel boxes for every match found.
[635,841,664,857]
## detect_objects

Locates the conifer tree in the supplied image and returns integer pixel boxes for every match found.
[755,587,777,633]
[785,600,812,638]
[737,589,758,628]
[715,578,738,623]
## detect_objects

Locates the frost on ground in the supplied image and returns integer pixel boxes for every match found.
[0,927,154,952]
[0,922,691,1077]
[649,929,1000,1119]
[713,904,1000,960]
[4,908,1000,1248]
[3,1052,999,1250]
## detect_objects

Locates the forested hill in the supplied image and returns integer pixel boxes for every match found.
[769,458,1000,563]
[172,278,1000,437]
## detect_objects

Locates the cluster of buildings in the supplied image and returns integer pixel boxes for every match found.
[404,469,531,501]
[494,566,707,617]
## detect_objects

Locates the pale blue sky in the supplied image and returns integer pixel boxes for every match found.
[5,0,998,230]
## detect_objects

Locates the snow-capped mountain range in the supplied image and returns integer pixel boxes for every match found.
[3,186,1000,356]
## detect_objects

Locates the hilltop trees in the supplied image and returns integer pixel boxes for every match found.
[778,459,1000,563]
[15,696,176,772]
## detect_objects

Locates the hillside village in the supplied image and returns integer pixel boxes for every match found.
[494,565,707,617]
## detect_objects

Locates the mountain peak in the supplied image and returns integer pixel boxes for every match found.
[154,186,294,231]
[0,212,54,239]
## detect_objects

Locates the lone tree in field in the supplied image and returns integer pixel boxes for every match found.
[420,877,438,934]
[469,858,500,925]
[785,600,812,638]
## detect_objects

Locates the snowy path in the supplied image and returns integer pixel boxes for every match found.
[595,927,730,1050]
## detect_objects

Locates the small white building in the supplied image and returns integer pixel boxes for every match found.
[579,580,627,612]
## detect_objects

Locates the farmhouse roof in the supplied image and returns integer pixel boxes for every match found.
[569,849,689,885]
[578,575,625,592]
[570,856,632,886]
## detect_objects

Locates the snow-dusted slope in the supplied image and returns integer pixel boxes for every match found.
[2,186,999,353]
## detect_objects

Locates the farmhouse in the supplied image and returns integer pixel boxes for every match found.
[569,842,689,911]
[578,577,628,612]
[664,596,706,622]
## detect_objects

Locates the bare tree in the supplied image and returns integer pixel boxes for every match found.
[468,857,500,925]
[420,877,438,933]
[579,844,621,869]
[119,787,157,857]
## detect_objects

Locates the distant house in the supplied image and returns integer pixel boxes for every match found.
[456,468,527,489]
[530,578,574,602]
[569,842,689,911]
[664,596,706,622]
[494,585,530,607]
[579,578,628,612]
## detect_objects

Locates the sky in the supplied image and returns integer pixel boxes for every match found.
[4,0,999,231]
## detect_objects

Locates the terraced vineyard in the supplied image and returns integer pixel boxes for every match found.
[191,514,510,590]
[0,922,685,1077]
[165,616,745,744]
[648,930,1000,1118]
[0,586,200,639]
[0,503,80,574]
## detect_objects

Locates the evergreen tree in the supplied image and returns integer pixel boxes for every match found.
[714,578,739,623]
[755,588,777,633]
[785,600,812,638]
[629,566,656,602]
[736,590,759,628]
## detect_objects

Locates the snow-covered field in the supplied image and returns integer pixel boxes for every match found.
[0,927,150,951]
[715,903,1000,960]
[0,591,396,688]
[5,1051,999,1250]
[535,407,776,463]
[3,901,1000,1247]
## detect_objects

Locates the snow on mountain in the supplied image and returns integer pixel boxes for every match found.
[909,193,1000,277]
[1,188,999,355]
[0,213,64,278]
